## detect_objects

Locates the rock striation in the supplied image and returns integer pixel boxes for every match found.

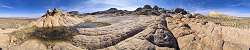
[34,8,82,27]
[0,5,249,50]
[72,16,179,50]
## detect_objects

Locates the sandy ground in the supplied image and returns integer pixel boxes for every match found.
[0,29,18,34]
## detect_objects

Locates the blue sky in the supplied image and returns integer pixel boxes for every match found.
[0,0,250,17]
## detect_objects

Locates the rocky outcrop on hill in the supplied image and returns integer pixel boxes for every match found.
[173,8,188,15]
[133,5,167,16]
[84,8,132,16]
[83,5,191,16]
[34,8,82,27]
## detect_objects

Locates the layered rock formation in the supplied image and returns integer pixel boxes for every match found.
[0,7,181,50]
[0,5,249,50]
[167,15,250,50]
[72,16,179,50]
[34,8,82,27]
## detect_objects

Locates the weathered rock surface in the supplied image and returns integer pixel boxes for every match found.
[0,33,10,50]
[0,5,250,50]
[167,16,250,50]
[52,42,84,50]
[72,16,179,50]
[33,8,82,27]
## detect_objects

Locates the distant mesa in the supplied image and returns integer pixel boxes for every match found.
[68,11,80,15]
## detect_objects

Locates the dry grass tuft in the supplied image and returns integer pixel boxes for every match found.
[202,16,250,29]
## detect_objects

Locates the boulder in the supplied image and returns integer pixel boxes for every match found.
[153,5,160,10]
[143,5,153,9]
[135,7,143,12]
[174,8,188,15]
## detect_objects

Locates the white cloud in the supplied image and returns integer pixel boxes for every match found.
[192,8,250,17]
[0,3,13,8]
[67,0,154,13]
[83,0,141,10]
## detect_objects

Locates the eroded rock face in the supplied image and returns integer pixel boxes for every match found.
[71,16,179,50]
[31,8,82,39]
[34,8,82,27]
[167,16,250,50]
[1,5,250,50]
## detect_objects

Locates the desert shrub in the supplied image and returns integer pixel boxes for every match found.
[9,26,79,46]
[32,26,78,40]
[202,16,250,29]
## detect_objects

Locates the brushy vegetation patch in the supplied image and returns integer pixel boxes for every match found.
[9,26,36,45]
[32,26,79,39]
[9,26,79,46]
[202,16,250,29]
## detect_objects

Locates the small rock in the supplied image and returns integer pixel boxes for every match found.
[183,14,192,18]
[179,23,191,29]
[172,13,184,19]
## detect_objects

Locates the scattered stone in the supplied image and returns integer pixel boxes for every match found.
[0,28,5,30]
[183,14,193,18]
[172,13,184,19]
[193,13,204,18]
[201,21,208,25]
[179,23,191,29]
